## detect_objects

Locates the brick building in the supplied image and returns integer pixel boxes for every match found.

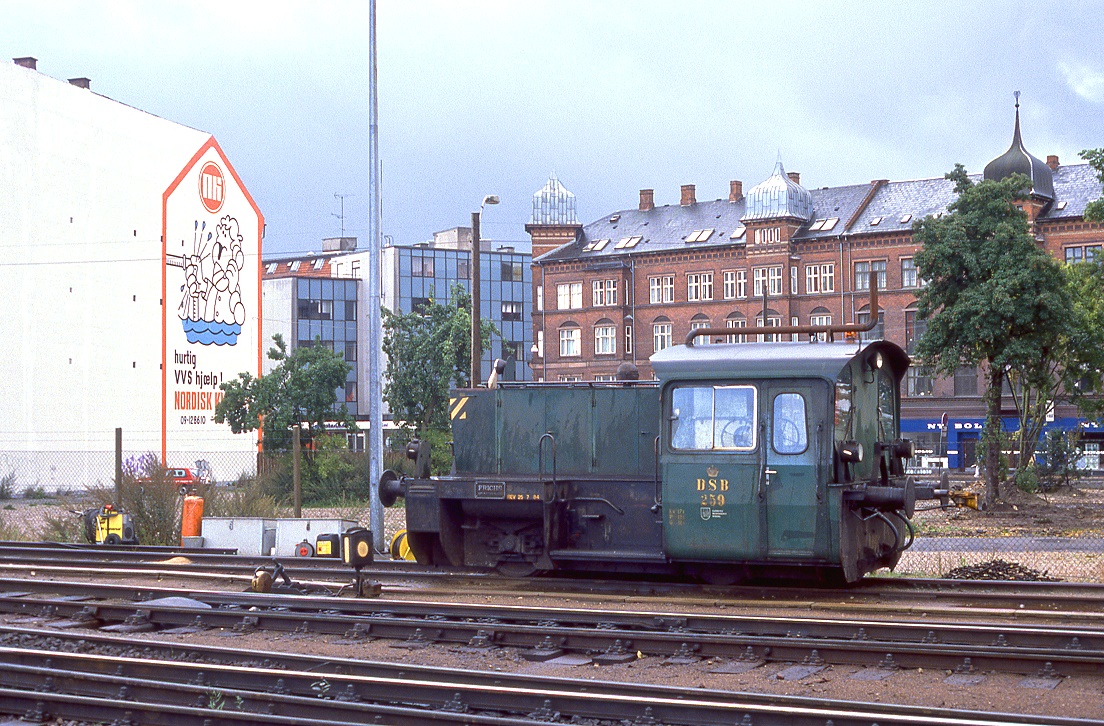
[528,107,1104,470]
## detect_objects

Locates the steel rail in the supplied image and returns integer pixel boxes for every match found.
[4,542,1104,613]
[0,632,1092,726]
[1,580,1102,676]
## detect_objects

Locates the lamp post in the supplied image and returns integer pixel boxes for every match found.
[471,194,499,386]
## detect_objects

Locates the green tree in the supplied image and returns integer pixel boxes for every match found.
[382,284,493,434]
[914,165,1069,508]
[214,334,356,450]
[1081,148,1104,223]
[1005,260,1104,477]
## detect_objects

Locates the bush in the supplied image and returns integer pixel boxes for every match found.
[203,474,280,518]
[87,453,181,546]
[1014,465,1039,493]
[38,511,84,543]
[0,472,14,500]
[22,485,48,500]
[1039,429,1081,491]
[257,434,373,507]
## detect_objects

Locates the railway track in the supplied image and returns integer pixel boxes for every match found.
[0,625,1094,726]
[4,540,1104,617]
[1,576,1101,677]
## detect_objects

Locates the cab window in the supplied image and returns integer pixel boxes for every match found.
[670,384,757,451]
[772,392,808,454]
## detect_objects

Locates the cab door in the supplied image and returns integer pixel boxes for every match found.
[763,381,829,559]
[661,383,761,561]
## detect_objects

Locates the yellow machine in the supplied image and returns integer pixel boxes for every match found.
[80,504,138,545]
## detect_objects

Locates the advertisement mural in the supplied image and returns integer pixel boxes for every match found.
[162,138,263,461]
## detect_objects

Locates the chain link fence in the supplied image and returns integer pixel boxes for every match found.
[1,450,1101,582]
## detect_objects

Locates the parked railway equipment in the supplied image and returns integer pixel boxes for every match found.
[381,280,956,583]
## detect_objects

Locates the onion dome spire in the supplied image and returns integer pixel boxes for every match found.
[983,91,1054,200]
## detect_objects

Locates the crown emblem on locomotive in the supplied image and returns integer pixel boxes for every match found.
[706,466,720,478]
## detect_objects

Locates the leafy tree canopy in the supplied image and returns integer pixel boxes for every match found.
[214,334,355,450]
[913,165,1070,505]
[1081,148,1104,223]
[382,283,494,433]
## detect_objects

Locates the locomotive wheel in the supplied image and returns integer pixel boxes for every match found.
[493,555,539,578]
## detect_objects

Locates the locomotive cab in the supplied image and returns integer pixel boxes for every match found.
[652,339,914,582]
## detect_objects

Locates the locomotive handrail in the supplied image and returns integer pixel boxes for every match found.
[685,272,880,346]
[652,435,662,509]
[538,432,557,502]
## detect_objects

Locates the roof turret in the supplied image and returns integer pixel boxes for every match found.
[982,93,1054,200]
[530,172,578,225]
[741,159,814,222]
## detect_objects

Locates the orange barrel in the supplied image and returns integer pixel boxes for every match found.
[181,494,205,544]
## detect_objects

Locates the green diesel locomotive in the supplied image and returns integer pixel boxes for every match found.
[382,290,950,584]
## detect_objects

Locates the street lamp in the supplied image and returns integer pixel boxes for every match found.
[471,195,499,386]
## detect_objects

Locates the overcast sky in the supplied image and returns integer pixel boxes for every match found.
[4,0,1104,256]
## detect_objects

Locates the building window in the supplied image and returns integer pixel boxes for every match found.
[501,261,523,281]
[412,297,431,314]
[768,266,783,296]
[754,226,780,244]
[810,312,832,342]
[457,258,470,279]
[593,374,616,382]
[736,269,747,299]
[755,315,782,342]
[906,366,933,397]
[726,316,746,343]
[502,340,522,361]
[625,324,633,354]
[559,327,581,357]
[345,381,358,403]
[723,270,737,300]
[558,374,582,382]
[536,330,544,357]
[592,279,618,306]
[344,342,357,362]
[687,272,713,302]
[955,366,979,396]
[753,268,767,298]
[594,324,617,355]
[904,309,927,354]
[649,276,674,303]
[690,317,712,345]
[1066,247,1084,264]
[412,255,434,277]
[790,266,798,295]
[653,322,673,352]
[501,301,522,321]
[557,282,582,309]
[806,264,834,294]
[535,285,543,312]
[855,260,887,291]
[857,310,885,341]
[901,257,918,288]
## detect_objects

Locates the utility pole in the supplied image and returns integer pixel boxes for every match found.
[471,210,481,385]
[367,0,385,554]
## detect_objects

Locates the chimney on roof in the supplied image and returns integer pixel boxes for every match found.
[68,77,90,89]
[680,184,696,206]
[1047,154,1060,170]
[639,188,654,212]
[729,180,743,202]
[13,57,37,70]
[787,171,801,185]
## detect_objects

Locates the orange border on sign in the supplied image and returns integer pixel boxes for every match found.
[161,136,265,464]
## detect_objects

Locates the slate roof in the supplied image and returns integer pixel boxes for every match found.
[536,164,1103,263]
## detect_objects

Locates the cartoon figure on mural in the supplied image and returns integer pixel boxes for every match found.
[174,216,247,345]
